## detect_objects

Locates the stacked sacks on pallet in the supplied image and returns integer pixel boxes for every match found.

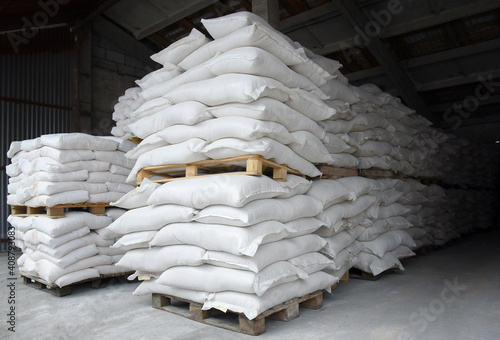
[5,133,137,287]
[106,174,337,320]
[394,179,432,250]
[306,177,380,277]
[318,80,446,178]
[346,178,416,276]
[418,184,460,246]
[7,208,129,287]
[110,87,145,139]
[6,133,136,206]
[109,12,366,179]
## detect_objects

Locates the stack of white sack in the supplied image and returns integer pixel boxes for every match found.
[105,174,338,320]
[6,133,136,206]
[306,177,381,277]
[7,207,129,287]
[110,87,145,139]
[318,80,446,177]
[418,184,460,246]
[108,12,381,180]
[393,179,432,250]
[332,177,415,275]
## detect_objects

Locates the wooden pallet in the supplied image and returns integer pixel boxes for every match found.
[349,268,395,281]
[317,165,358,179]
[136,155,304,184]
[21,272,134,297]
[152,290,324,335]
[359,168,396,179]
[10,203,111,219]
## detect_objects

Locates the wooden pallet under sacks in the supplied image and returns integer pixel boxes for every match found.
[136,155,305,184]
[349,268,395,281]
[152,290,324,336]
[10,203,111,219]
[21,272,134,297]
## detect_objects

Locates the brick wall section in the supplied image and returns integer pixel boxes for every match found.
[89,16,160,136]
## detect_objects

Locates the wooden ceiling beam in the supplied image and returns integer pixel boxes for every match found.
[335,0,434,121]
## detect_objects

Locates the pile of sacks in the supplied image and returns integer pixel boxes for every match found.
[417,184,459,246]
[109,12,360,180]
[319,80,448,178]
[8,208,129,287]
[353,178,417,276]
[6,133,136,206]
[108,11,455,182]
[105,174,337,320]
[6,133,138,287]
[306,177,379,278]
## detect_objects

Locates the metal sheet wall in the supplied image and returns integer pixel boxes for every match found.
[0,27,73,250]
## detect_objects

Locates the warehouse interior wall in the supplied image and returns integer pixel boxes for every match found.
[89,16,159,136]
[0,27,74,249]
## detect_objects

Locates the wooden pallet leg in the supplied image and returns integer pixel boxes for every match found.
[185,165,199,177]
[189,303,211,321]
[54,286,72,297]
[246,157,263,176]
[46,207,65,218]
[270,302,300,322]
[340,271,350,283]
[239,315,266,336]
[23,277,43,290]
[91,279,103,289]
[301,292,323,309]
[89,206,106,216]
[152,294,171,308]
[273,167,288,181]
[136,170,149,184]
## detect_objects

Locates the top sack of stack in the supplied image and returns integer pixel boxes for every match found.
[111,12,360,181]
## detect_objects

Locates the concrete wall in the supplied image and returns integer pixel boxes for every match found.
[89,16,159,136]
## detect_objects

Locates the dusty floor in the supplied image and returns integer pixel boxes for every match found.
[1,228,499,340]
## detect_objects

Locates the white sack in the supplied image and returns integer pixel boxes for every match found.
[147,174,287,209]
[106,204,196,235]
[193,195,323,226]
[149,220,287,256]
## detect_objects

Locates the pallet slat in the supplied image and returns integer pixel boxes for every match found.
[152,290,324,335]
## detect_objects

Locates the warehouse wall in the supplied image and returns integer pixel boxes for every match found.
[89,16,159,136]
[0,27,73,250]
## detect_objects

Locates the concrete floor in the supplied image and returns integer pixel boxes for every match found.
[1,228,499,340]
